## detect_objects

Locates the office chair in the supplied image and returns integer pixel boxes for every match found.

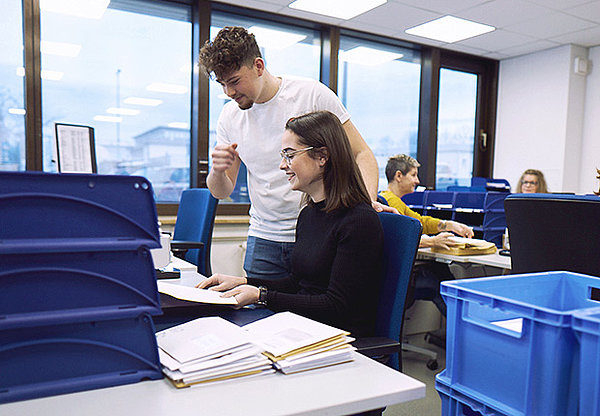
[505,193,600,276]
[353,212,422,371]
[171,189,218,276]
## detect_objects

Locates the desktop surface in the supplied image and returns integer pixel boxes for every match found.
[4,352,425,416]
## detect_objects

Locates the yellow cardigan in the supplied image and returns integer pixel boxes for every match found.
[379,190,441,235]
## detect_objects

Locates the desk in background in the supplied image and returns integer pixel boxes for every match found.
[417,248,511,278]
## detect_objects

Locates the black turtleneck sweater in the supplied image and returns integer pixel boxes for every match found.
[247,201,384,337]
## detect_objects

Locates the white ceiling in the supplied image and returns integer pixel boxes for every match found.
[215,0,600,60]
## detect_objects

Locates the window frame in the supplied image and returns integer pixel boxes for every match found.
[18,0,498,216]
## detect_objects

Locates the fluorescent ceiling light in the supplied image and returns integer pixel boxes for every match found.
[168,122,189,129]
[340,46,403,66]
[8,108,26,115]
[146,83,187,94]
[41,40,81,57]
[288,0,386,20]
[16,67,64,80]
[106,107,140,116]
[40,0,109,19]
[248,26,306,50]
[405,15,495,43]
[94,115,122,123]
[124,97,163,106]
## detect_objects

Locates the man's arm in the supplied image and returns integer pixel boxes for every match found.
[206,143,241,199]
[343,120,379,200]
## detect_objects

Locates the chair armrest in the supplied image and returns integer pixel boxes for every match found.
[171,240,205,250]
[352,337,401,357]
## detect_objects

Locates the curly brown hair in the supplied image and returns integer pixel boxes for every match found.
[198,26,262,79]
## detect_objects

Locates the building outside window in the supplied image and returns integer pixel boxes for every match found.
[40,0,192,202]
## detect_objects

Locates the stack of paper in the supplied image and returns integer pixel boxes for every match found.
[243,312,356,374]
[431,236,497,256]
[157,317,274,387]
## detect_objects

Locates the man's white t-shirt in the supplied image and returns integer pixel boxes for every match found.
[216,76,350,242]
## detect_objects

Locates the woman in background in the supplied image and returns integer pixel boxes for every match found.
[198,111,383,338]
[517,169,548,193]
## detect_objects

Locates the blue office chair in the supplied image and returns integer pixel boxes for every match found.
[354,212,422,371]
[505,193,600,276]
[171,189,218,276]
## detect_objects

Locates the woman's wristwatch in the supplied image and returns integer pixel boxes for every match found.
[257,286,268,306]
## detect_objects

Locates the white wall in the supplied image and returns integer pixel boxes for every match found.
[493,44,591,193]
[580,46,600,195]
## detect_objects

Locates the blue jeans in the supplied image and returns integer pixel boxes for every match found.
[244,236,294,280]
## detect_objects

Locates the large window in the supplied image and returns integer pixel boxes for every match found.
[208,12,321,203]
[40,0,192,202]
[436,68,478,189]
[16,1,498,212]
[1,0,25,171]
[337,36,421,192]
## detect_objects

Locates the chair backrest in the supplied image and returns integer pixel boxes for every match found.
[376,212,422,370]
[172,189,218,275]
[505,194,600,276]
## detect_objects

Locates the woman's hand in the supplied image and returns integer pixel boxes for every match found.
[220,285,260,309]
[196,273,247,291]
[443,220,474,238]
[429,232,459,250]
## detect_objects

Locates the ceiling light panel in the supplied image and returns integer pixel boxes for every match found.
[288,0,387,20]
[40,0,110,19]
[124,97,163,106]
[168,122,189,129]
[41,40,82,57]
[248,26,307,50]
[340,46,403,66]
[106,107,140,115]
[406,15,495,43]
[93,115,122,123]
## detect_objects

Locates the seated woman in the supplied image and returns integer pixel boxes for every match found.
[517,169,548,193]
[380,154,474,249]
[198,111,384,337]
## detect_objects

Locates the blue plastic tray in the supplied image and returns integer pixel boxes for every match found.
[0,313,162,404]
[0,171,160,249]
[0,250,161,329]
[442,271,600,416]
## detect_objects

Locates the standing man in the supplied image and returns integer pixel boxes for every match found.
[199,26,385,280]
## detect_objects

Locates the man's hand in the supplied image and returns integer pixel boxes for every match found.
[372,200,398,214]
[211,143,239,173]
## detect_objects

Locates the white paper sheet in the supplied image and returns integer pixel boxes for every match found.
[157,280,237,305]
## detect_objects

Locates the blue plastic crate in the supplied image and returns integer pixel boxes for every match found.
[572,307,600,416]
[0,313,162,404]
[441,271,600,416]
[436,371,508,416]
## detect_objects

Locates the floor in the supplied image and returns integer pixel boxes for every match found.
[383,333,447,416]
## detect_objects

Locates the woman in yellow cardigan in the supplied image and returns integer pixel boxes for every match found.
[379,154,474,250]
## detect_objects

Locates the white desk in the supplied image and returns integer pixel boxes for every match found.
[3,352,426,416]
[417,248,511,270]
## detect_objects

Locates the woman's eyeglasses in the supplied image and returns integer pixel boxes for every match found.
[279,147,313,165]
[521,180,538,186]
